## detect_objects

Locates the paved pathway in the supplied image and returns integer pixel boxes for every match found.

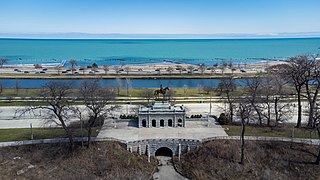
[97,120,228,141]
[153,156,188,180]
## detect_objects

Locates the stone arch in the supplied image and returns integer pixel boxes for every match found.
[142,119,146,127]
[152,119,156,127]
[178,119,183,127]
[160,119,164,127]
[155,147,173,157]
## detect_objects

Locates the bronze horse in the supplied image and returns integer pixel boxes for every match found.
[154,87,169,98]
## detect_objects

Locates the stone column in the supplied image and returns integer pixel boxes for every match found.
[178,143,181,161]
[147,144,150,162]
[138,145,141,155]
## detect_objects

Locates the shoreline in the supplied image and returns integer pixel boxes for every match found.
[0,61,285,79]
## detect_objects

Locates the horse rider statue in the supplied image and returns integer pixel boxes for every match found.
[154,84,169,99]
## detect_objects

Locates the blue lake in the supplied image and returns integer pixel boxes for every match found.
[0,78,246,88]
[1,38,320,66]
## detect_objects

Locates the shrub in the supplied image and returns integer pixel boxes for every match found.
[218,113,229,125]
[92,63,98,68]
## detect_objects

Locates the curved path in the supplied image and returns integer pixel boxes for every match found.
[153,156,188,180]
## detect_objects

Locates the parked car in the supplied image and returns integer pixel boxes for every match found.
[24,71,29,73]
[40,71,46,74]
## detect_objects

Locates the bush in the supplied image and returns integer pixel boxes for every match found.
[190,114,203,118]
[218,113,229,125]
[120,114,138,120]
[92,63,98,68]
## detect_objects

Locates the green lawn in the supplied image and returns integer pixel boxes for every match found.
[222,125,319,139]
[0,127,99,142]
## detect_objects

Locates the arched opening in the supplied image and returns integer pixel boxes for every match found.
[168,119,173,127]
[152,119,156,127]
[142,119,146,127]
[160,119,164,127]
[178,119,183,127]
[155,147,173,157]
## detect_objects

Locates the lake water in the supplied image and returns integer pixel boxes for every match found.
[0,38,319,67]
[0,78,246,88]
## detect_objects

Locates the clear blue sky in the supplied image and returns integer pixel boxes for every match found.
[0,0,320,37]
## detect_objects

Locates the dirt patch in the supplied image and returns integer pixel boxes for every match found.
[174,140,320,180]
[0,142,155,180]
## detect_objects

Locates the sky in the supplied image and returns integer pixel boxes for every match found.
[0,0,320,38]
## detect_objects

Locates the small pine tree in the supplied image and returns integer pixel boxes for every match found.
[218,113,229,125]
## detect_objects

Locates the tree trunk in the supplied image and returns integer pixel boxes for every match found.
[296,88,302,128]
[240,118,245,165]
[308,88,319,127]
[87,127,92,148]
[267,103,271,126]
[316,128,320,165]
[253,104,262,125]
[227,94,233,123]
[60,120,74,151]
[274,97,279,126]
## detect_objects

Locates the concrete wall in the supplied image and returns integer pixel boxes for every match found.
[127,138,201,156]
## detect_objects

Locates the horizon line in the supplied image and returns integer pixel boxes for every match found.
[1,32,320,39]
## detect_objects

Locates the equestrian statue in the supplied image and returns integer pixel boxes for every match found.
[154,84,169,99]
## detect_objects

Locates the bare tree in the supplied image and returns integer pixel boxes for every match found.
[69,59,77,74]
[15,79,20,95]
[115,77,122,95]
[236,98,252,165]
[125,78,132,98]
[187,66,194,74]
[281,56,310,128]
[103,64,109,75]
[260,75,292,126]
[220,61,228,75]
[55,66,62,75]
[124,66,131,75]
[0,58,8,68]
[216,77,237,123]
[314,105,320,164]
[17,81,76,150]
[244,77,263,125]
[303,55,320,127]
[199,64,206,75]
[80,80,117,147]
[138,89,154,104]
[203,86,214,94]
[113,66,120,74]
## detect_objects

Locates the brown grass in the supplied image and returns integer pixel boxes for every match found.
[0,142,156,180]
[174,140,320,180]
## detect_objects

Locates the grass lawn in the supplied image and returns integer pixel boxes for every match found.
[222,124,319,139]
[0,127,99,142]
